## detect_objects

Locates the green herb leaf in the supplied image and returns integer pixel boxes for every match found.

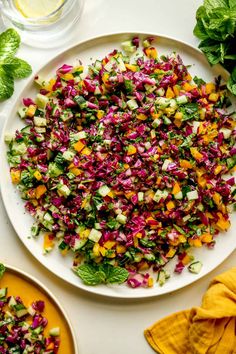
[75,263,129,285]
[101,264,129,284]
[74,264,104,285]
[7,57,32,79]
[0,29,20,61]
[0,67,14,100]
[204,0,229,12]
[0,264,6,279]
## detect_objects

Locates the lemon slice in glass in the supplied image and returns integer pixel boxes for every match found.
[14,0,64,18]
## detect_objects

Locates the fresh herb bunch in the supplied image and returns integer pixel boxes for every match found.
[194,0,236,95]
[0,28,32,100]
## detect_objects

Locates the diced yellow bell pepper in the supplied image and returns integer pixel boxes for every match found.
[190,147,203,160]
[216,212,230,231]
[205,82,215,94]
[43,233,54,252]
[197,176,207,188]
[145,47,157,59]
[166,200,175,211]
[93,242,100,257]
[136,113,148,120]
[185,73,192,81]
[214,165,222,175]
[10,169,21,184]
[189,238,202,247]
[182,254,192,265]
[74,141,85,152]
[125,64,138,72]
[174,111,183,120]
[96,110,104,119]
[173,85,180,96]
[124,163,130,169]
[116,245,126,253]
[172,181,181,195]
[70,168,82,176]
[148,277,154,287]
[166,248,176,258]
[104,241,116,249]
[127,145,137,155]
[80,229,90,239]
[35,185,47,199]
[166,87,175,98]
[33,171,42,181]
[61,73,74,81]
[182,82,194,92]
[26,105,36,117]
[209,93,219,102]
[81,147,92,156]
[201,233,213,243]
[180,160,193,169]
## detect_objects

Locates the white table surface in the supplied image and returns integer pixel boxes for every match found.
[0,1,236,353]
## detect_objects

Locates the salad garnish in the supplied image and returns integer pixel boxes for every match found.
[6,37,236,288]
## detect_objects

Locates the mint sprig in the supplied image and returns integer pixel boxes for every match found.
[74,264,129,286]
[0,28,32,100]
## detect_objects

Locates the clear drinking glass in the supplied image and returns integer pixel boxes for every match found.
[0,0,84,48]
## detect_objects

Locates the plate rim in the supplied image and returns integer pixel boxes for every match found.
[0,31,234,299]
[2,263,78,353]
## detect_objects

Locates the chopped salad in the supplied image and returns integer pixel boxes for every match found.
[6,37,236,288]
[0,265,60,353]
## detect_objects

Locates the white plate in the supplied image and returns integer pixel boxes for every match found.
[1,264,78,353]
[0,32,235,298]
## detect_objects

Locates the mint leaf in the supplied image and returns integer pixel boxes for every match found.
[0,29,20,61]
[74,263,129,285]
[0,67,14,100]
[204,0,229,12]
[6,58,32,79]
[74,264,104,285]
[103,265,129,284]
[0,264,5,279]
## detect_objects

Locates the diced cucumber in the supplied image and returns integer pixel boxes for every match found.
[72,238,88,251]
[0,288,7,298]
[186,190,199,201]
[176,95,188,105]
[33,116,47,127]
[127,99,138,110]
[162,159,172,171]
[219,128,232,139]
[188,261,202,274]
[116,214,127,225]
[157,269,170,286]
[11,142,27,155]
[43,212,53,223]
[155,97,170,108]
[144,253,155,261]
[88,229,102,242]
[31,223,40,237]
[121,40,136,53]
[49,327,60,336]
[35,126,46,133]
[152,118,161,128]
[156,87,165,96]
[62,150,75,161]
[32,325,43,334]
[138,192,144,202]
[116,56,126,72]
[98,185,111,197]
[18,106,27,119]
[48,163,63,178]
[14,304,28,318]
[153,189,168,203]
[27,305,36,316]
[70,131,86,141]
[174,191,183,200]
[35,93,49,109]
[163,116,171,125]
[57,183,71,197]
[4,133,15,144]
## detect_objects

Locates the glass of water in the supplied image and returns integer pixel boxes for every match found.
[0,0,84,48]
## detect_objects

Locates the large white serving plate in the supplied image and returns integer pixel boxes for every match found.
[0,32,235,298]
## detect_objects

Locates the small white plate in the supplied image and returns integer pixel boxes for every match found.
[0,32,235,298]
[1,264,78,353]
